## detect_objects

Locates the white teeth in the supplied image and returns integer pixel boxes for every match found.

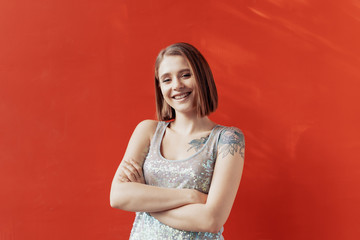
[173,92,190,100]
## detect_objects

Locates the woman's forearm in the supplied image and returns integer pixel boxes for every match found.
[150,203,222,234]
[110,181,204,212]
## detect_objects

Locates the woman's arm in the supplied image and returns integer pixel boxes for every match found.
[150,128,245,233]
[110,120,207,212]
[110,181,206,212]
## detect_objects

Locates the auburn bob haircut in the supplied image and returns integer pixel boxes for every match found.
[154,42,218,121]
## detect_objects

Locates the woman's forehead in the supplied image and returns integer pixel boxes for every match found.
[158,55,192,76]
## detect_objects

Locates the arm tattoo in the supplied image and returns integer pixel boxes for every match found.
[218,129,245,159]
[187,135,210,152]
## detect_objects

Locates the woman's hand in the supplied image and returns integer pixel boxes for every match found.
[117,158,145,184]
[191,190,207,204]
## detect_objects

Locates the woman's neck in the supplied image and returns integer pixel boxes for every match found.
[170,112,216,135]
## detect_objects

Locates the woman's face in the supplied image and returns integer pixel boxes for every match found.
[158,55,197,115]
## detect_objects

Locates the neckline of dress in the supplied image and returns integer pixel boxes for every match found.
[157,121,219,162]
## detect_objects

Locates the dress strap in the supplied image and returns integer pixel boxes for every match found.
[149,121,168,151]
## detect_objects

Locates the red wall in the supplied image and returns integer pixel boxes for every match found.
[1,0,359,239]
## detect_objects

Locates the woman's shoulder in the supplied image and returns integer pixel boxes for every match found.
[216,124,245,158]
[217,124,243,134]
[135,119,161,140]
[217,125,245,145]
[136,119,159,131]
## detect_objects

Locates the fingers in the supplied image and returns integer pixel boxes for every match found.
[119,158,144,183]
[127,160,142,179]
[122,162,139,182]
[118,175,130,182]
[116,166,131,182]
[129,159,143,178]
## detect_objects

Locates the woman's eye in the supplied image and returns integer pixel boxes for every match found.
[162,78,171,83]
[182,73,191,78]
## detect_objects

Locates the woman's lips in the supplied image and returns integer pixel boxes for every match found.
[172,92,191,100]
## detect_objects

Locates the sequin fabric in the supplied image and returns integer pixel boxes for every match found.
[130,121,228,240]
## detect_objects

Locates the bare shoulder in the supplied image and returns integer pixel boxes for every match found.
[218,126,245,159]
[135,119,159,141]
[122,120,159,163]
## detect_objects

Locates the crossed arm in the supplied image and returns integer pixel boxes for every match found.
[110,120,207,213]
[110,121,245,233]
[110,158,207,212]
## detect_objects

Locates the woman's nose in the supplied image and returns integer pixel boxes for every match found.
[172,78,184,90]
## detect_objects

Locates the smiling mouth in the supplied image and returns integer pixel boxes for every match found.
[172,92,191,100]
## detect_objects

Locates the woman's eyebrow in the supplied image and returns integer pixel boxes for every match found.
[178,68,191,74]
[160,69,191,79]
[159,72,170,79]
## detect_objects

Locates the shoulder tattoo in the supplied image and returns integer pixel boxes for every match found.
[187,135,210,152]
[218,129,245,159]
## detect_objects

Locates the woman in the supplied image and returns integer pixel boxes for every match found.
[110,42,245,239]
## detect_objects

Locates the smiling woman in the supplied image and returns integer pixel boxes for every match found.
[154,43,218,121]
[158,55,197,116]
[110,43,245,240]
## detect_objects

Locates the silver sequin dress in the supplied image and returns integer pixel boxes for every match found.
[130,121,240,240]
